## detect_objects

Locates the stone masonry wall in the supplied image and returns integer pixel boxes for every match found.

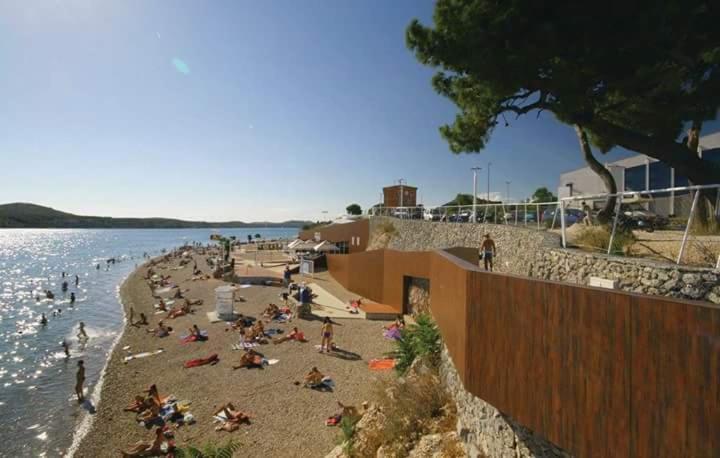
[368,217,720,304]
[439,346,571,458]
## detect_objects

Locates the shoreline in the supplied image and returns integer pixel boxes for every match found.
[65,272,134,458]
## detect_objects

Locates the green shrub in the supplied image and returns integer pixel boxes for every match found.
[388,313,441,374]
[338,415,360,455]
[174,440,240,458]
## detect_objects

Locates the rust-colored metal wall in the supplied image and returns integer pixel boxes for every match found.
[298,219,369,253]
[327,248,720,457]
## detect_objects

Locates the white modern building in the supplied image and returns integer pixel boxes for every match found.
[558,131,720,216]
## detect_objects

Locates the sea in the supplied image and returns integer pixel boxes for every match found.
[0,228,298,457]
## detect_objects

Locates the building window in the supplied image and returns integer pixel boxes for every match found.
[624,165,646,191]
[649,162,671,196]
[336,241,349,254]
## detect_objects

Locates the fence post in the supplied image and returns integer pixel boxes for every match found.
[524,203,527,226]
[560,200,567,248]
[677,190,700,265]
[515,205,519,225]
[494,205,497,224]
[551,203,559,230]
[537,203,541,229]
[607,194,624,255]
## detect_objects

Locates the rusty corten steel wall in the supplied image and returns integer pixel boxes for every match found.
[327,248,720,457]
[298,219,369,253]
[327,249,385,304]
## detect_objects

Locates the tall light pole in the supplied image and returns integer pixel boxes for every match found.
[472,167,482,221]
[487,162,492,201]
[506,181,511,203]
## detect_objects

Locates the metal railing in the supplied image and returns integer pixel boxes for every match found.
[559,184,720,266]
[368,201,562,230]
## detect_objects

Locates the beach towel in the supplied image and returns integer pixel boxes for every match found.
[265,359,279,366]
[183,353,218,368]
[383,327,402,340]
[326,414,342,426]
[232,342,258,350]
[264,328,284,336]
[273,314,291,323]
[180,330,208,343]
[123,349,164,363]
[368,358,396,371]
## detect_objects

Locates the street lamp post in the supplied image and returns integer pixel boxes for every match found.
[472,167,482,222]
[506,181,511,203]
[487,162,492,201]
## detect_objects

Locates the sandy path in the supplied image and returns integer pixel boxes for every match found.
[76,252,393,457]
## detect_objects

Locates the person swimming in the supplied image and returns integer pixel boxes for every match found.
[61,281,68,292]
[70,292,76,305]
[46,290,55,299]
[75,274,80,286]
[62,339,70,357]
[40,313,48,326]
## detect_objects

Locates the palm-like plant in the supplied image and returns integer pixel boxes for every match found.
[174,440,241,458]
[387,313,441,374]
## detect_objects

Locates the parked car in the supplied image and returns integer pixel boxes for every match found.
[541,208,585,226]
[618,203,669,232]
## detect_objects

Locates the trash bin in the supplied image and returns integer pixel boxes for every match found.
[215,285,236,320]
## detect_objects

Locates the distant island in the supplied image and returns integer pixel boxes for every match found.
[0,203,311,229]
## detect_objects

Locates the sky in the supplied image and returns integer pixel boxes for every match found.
[0,0,704,222]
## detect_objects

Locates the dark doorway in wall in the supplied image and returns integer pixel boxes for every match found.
[403,276,430,315]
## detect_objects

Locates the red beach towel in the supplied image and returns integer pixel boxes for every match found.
[368,358,396,371]
[184,353,218,368]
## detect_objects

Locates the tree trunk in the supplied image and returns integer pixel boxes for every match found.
[575,125,617,224]
[686,122,717,231]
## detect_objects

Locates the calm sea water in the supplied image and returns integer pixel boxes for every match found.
[0,228,297,457]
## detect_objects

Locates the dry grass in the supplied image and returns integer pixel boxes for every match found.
[572,225,636,255]
[367,370,456,457]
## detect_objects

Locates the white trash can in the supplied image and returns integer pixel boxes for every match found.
[215,285,237,320]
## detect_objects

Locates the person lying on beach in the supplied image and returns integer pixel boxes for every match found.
[262,303,280,318]
[232,349,264,370]
[120,426,166,457]
[273,327,306,344]
[146,321,171,337]
[184,298,203,306]
[385,315,405,331]
[166,301,191,319]
[304,367,325,386]
[136,402,161,424]
[172,289,184,300]
[213,403,250,432]
[124,395,151,413]
[243,320,265,341]
[231,314,254,330]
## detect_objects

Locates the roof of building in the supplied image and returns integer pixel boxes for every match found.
[383,184,417,190]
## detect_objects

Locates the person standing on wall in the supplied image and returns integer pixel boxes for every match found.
[582,201,593,226]
[480,234,497,272]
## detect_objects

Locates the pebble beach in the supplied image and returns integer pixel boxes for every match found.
[75,249,394,457]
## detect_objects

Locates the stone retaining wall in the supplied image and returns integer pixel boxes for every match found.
[368,217,720,304]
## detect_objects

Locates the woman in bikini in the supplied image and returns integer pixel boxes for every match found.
[120,426,166,457]
[232,349,263,369]
[319,317,333,353]
[273,326,305,344]
[213,403,250,432]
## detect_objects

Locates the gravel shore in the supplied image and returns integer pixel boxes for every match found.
[75,252,393,457]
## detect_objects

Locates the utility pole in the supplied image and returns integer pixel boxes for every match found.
[487,162,492,201]
[506,181,511,203]
[472,167,482,221]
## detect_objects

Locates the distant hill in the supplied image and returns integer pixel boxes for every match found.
[0,203,310,229]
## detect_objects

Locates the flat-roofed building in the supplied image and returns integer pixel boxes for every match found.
[557,132,720,216]
[383,184,417,208]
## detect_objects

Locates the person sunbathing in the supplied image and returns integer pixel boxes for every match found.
[124,395,151,413]
[231,314,254,330]
[304,367,324,386]
[167,301,191,319]
[262,303,280,318]
[143,384,164,408]
[243,320,264,341]
[120,426,165,457]
[385,315,405,330]
[188,324,206,341]
[155,299,167,312]
[232,349,263,369]
[146,321,171,337]
[213,403,250,432]
[184,298,203,306]
[273,327,306,344]
[136,402,161,424]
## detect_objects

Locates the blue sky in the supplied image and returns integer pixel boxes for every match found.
[0,0,697,222]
